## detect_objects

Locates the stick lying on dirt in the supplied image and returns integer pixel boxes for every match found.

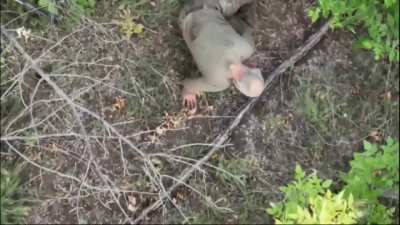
[132,21,331,224]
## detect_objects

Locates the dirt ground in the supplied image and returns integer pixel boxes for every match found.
[1,0,399,224]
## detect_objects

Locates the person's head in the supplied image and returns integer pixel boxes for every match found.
[230,64,264,97]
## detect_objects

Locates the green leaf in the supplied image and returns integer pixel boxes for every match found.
[88,0,96,8]
[360,39,374,49]
[308,8,321,23]
[322,180,332,189]
[266,207,275,215]
[269,137,399,224]
[38,0,49,9]
[295,164,305,179]
[363,140,377,153]
[48,1,58,14]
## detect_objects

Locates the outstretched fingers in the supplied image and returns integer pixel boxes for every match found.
[183,93,198,113]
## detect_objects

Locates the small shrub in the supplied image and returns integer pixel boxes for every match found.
[118,9,145,39]
[266,165,360,224]
[267,138,399,224]
[309,0,400,61]
[341,137,399,224]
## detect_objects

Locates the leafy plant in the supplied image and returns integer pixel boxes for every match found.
[38,0,58,15]
[341,137,399,224]
[119,9,145,39]
[266,165,356,224]
[267,138,399,224]
[309,0,400,61]
[0,165,30,224]
[69,0,97,23]
[33,0,96,24]
[285,190,359,224]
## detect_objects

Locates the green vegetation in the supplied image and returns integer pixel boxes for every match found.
[1,0,97,28]
[309,0,400,61]
[297,86,331,134]
[38,0,96,22]
[266,165,357,224]
[342,137,399,224]
[0,164,30,224]
[216,156,256,188]
[267,138,399,224]
[182,156,269,224]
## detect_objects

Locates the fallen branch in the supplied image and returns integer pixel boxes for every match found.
[132,20,331,224]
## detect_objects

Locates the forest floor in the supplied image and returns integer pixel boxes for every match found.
[1,0,399,224]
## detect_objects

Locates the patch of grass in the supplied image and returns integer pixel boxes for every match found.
[263,113,293,144]
[1,0,97,30]
[216,156,260,188]
[118,0,183,27]
[184,192,269,224]
[181,155,270,224]
[293,62,399,143]
[183,210,224,224]
[0,163,30,224]
[120,58,178,121]
[295,77,336,135]
[237,192,270,224]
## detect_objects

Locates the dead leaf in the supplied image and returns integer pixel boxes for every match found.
[159,112,185,130]
[49,143,61,154]
[149,135,160,144]
[16,27,32,42]
[176,192,185,201]
[283,113,294,127]
[127,195,138,212]
[112,96,127,112]
[351,85,361,96]
[373,169,382,177]
[155,126,165,135]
